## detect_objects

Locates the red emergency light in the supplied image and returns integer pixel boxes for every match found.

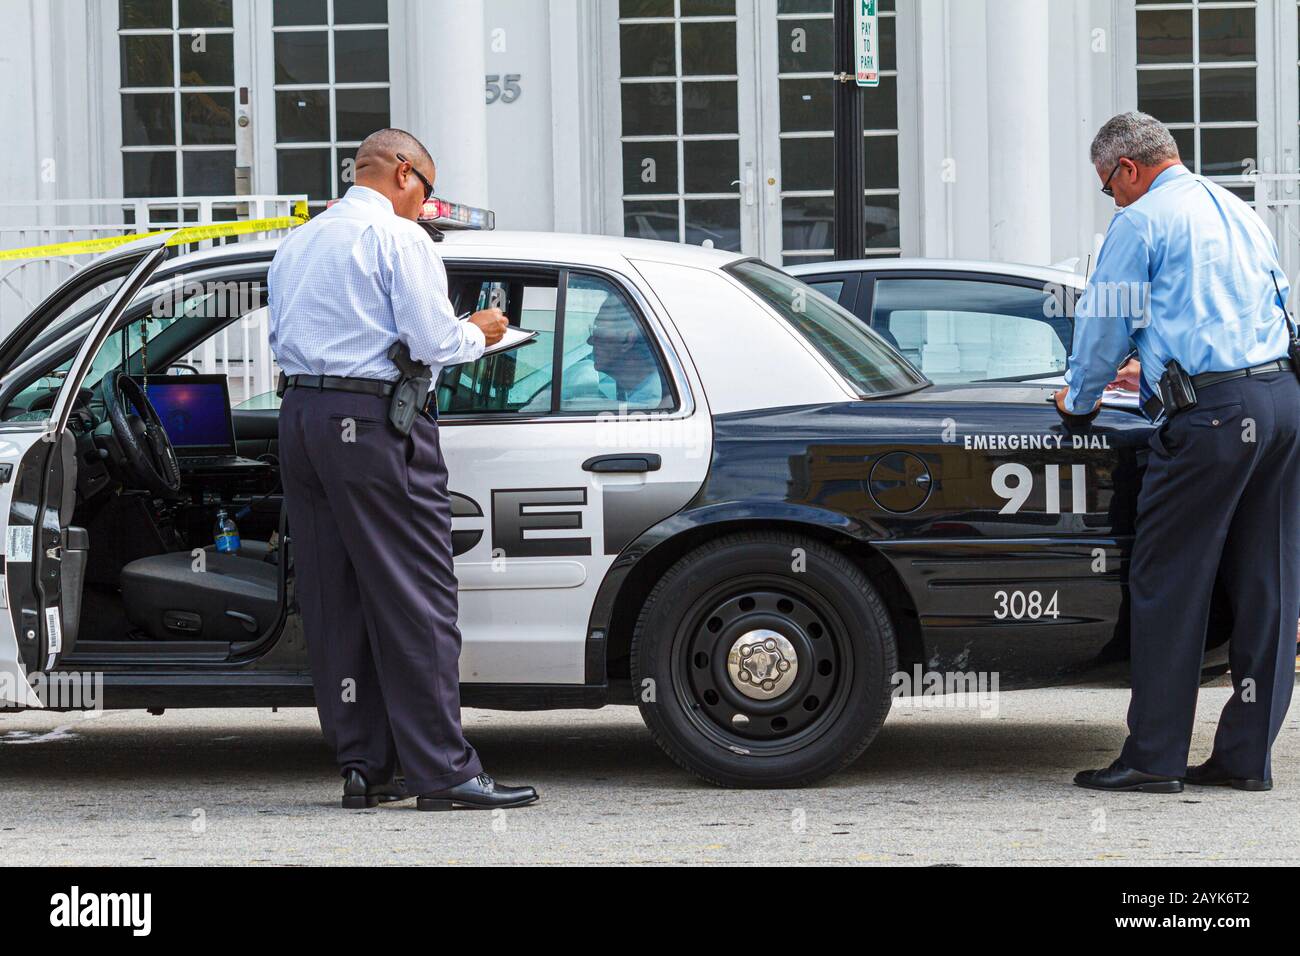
[322,195,495,231]
[420,197,495,230]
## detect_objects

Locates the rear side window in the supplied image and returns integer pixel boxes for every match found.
[558,274,672,412]
[438,269,674,416]
[870,277,1070,383]
[807,279,844,302]
[727,260,926,397]
[439,275,560,415]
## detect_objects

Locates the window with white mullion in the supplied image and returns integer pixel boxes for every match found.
[327,10,337,202]
[618,15,737,24]
[172,26,183,201]
[271,0,391,208]
[1137,0,1257,193]
[674,14,685,243]
[117,0,238,201]
[618,0,744,250]
[774,0,900,264]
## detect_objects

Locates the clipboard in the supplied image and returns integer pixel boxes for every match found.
[484,325,539,356]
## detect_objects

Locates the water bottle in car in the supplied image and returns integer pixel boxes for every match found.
[213,510,241,554]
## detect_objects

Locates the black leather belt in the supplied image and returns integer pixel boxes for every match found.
[281,373,396,398]
[1141,358,1293,420]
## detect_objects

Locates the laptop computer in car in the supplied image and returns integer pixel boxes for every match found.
[135,374,266,473]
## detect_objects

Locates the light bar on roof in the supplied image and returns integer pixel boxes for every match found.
[322,196,495,231]
[420,197,495,230]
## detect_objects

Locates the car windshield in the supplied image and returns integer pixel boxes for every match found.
[727,260,928,397]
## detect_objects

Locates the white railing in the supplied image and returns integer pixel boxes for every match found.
[0,195,305,406]
[175,305,278,407]
[1253,174,1300,289]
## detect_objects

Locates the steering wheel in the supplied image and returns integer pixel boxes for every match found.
[102,372,182,497]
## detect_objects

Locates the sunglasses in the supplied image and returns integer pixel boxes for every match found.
[1101,160,1124,197]
[396,153,434,201]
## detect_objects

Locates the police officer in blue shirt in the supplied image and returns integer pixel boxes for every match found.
[269,128,538,811]
[1061,112,1299,793]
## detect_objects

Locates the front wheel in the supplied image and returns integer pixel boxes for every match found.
[631,532,897,788]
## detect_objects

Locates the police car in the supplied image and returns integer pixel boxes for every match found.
[0,208,1216,788]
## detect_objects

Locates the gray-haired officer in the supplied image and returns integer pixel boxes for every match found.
[1060,112,1299,793]
[268,127,538,811]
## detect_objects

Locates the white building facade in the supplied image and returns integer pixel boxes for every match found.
[3,0,1296,279]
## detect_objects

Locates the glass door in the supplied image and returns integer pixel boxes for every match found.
[754,0,901,266]
[613,0,902,264]
[1135,0,1300,280]
[1135,0,1261,201]
[616,0,763,254]
[257,0,393,214]
[116,0,242,209]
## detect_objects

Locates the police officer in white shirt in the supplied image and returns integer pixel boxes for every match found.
[269,128,538,811]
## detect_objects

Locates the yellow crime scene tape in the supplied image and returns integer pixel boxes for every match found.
[0,200,309,262]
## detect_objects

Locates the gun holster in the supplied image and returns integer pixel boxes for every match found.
[1286,332,1300,385]
[386,341,432,436]
[1157,359,1197,416]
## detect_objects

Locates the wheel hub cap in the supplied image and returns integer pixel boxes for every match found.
[726,629,798,700]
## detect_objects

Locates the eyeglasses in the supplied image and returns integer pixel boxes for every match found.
[396,153,434,201]
[1101,161,1124,197]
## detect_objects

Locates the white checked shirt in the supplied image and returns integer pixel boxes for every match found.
[268,185,485,381]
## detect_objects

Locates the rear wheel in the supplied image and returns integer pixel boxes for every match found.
[631,531,897,787]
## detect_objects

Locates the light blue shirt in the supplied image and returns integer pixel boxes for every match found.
[268,185,484,381]
[616,369,664,407]
[1063,164,1291,414]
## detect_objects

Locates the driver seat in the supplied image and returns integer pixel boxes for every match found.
[121,551,280,642]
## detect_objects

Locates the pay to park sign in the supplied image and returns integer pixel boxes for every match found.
[855,0,880,88]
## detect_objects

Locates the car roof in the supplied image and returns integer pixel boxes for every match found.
[786,257,1085,288]
[164,230,748,272]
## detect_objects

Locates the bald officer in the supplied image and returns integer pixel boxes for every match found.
[269,128,538,811]
[1061,112,1298,794]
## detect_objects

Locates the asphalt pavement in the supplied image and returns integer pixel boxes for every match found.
[0,683,1295,865]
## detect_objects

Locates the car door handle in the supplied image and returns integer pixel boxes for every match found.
[581,453,662,473]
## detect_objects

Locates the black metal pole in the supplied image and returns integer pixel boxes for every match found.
[832,0,866,260]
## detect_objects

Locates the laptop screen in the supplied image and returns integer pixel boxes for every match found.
[139,375,238,456]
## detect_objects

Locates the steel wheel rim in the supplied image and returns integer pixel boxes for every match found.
[669,574,854,757]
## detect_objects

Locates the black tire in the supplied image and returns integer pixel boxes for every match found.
[631,531,897,788]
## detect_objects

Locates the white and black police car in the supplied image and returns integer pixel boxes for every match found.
[0,203,1205,788]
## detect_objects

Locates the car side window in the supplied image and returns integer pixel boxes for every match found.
[800,272,859,311]
[437,270,672,417]
[558,273,673,413]
[3,275,264,419]
[869,277,1070,384]
[437,274,559,415]
[119,282,268,404]
[807,279,845,302]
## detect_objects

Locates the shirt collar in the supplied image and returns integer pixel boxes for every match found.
[1149,163,1190,192]
[625,371,659,401]
[340,185,394,214]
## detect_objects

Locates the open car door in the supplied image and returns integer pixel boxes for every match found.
[0,238,169,707]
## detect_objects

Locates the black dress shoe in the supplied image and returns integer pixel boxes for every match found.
[1185,761,1272,792]
[341,769,410,809]
[416,773,539,811]
[1073,760,1183,793]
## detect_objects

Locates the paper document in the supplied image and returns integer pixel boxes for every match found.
[484,326,538,356]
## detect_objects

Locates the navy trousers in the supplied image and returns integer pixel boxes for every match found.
[1122,371,1300,779]
[278,387,482,794]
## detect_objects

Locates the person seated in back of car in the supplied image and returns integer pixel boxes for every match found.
[589,300,667,409]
